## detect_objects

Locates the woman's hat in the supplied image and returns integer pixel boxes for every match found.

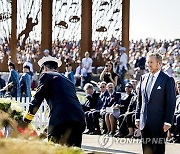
[38,56,62,67]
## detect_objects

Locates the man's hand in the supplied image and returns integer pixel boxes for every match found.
[135,121,140,129]
[163,124,171,132]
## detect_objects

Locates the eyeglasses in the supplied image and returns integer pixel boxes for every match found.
[125,86,132,88]
[108,87,114,88]
[105,65,110,67]
[100,86,105,88]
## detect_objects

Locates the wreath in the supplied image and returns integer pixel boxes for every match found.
[0,98,37,138]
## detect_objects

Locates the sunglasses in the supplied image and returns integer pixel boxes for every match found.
[125,86,132,88]
[105,65,110,67]
[100,86,105,88]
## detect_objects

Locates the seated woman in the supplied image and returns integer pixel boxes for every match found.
[114,82,135,138]
[100,61,118,87]
[100,83,121,136]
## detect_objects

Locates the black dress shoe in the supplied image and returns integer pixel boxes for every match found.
[174,137,180,143]
[92,130,101,135]
[83,130,91,134]
[114,132,124,138]
[108,131,116,136]
[134,135,141,139]
[124,134,133,138]
[89,132,94,135]
[102,129,108,134]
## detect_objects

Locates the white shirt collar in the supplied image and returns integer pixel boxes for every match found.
[150,69,161,79]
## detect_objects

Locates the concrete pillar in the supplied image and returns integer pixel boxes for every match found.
[81,0,92,58]
[41,0,52,55]
[122,0,130,57]
[10,0,17,63]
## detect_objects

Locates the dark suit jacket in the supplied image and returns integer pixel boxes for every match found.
[136,71,176,135]
[0,77,6,96]
[120,93,134,114]
[102,91,121,110]
[82,91,103,111]
[27,72,86,135]
[100,90,109,104]
[128,95,138,113]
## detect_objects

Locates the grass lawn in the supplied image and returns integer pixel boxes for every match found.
[0,138,83,154]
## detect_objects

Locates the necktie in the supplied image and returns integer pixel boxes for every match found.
[146,75,154,100]
[79,67,81,75]
[116,65,120,74]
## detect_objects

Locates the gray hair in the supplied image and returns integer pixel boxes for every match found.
[83,83,94,91]
[147,52,162,63]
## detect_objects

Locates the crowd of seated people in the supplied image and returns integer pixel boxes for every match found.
[0,37,179,79]
[82,79,180,143]
[0,37,180,142]
[82,81,141,138]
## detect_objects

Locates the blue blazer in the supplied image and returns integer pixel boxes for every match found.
[136,71,176,133]
[102,91,121,110]
[100,90,109,105]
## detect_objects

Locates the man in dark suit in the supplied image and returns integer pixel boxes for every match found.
[0,74,6,97]
[135,52,176,154]
[82,83,103,135]
[22,56,86,147]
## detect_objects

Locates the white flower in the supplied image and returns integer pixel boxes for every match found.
[0,98,6,104]
[4,98,12,104]
[10,103,23,112]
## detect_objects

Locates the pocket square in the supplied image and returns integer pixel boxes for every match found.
[157,86,161,90]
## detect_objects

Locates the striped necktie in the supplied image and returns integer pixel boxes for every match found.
[146,75,154,100]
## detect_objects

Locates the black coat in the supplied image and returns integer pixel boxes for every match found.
[27,72,86,134]
[82,91,103,112]
[0,77,6,96]
[120,93,134,114]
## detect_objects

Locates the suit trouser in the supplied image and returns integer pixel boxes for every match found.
[48,121,84,147]
[141,125,166,154]
[101,112,107,132]
[85,110,100,132]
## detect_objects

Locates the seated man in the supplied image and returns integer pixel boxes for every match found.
[82,83,103,135]
[98,81,109,134]
[100,82,121,136]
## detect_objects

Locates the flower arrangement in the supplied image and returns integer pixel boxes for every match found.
[0,98,23,121]
[0,98,37,138]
